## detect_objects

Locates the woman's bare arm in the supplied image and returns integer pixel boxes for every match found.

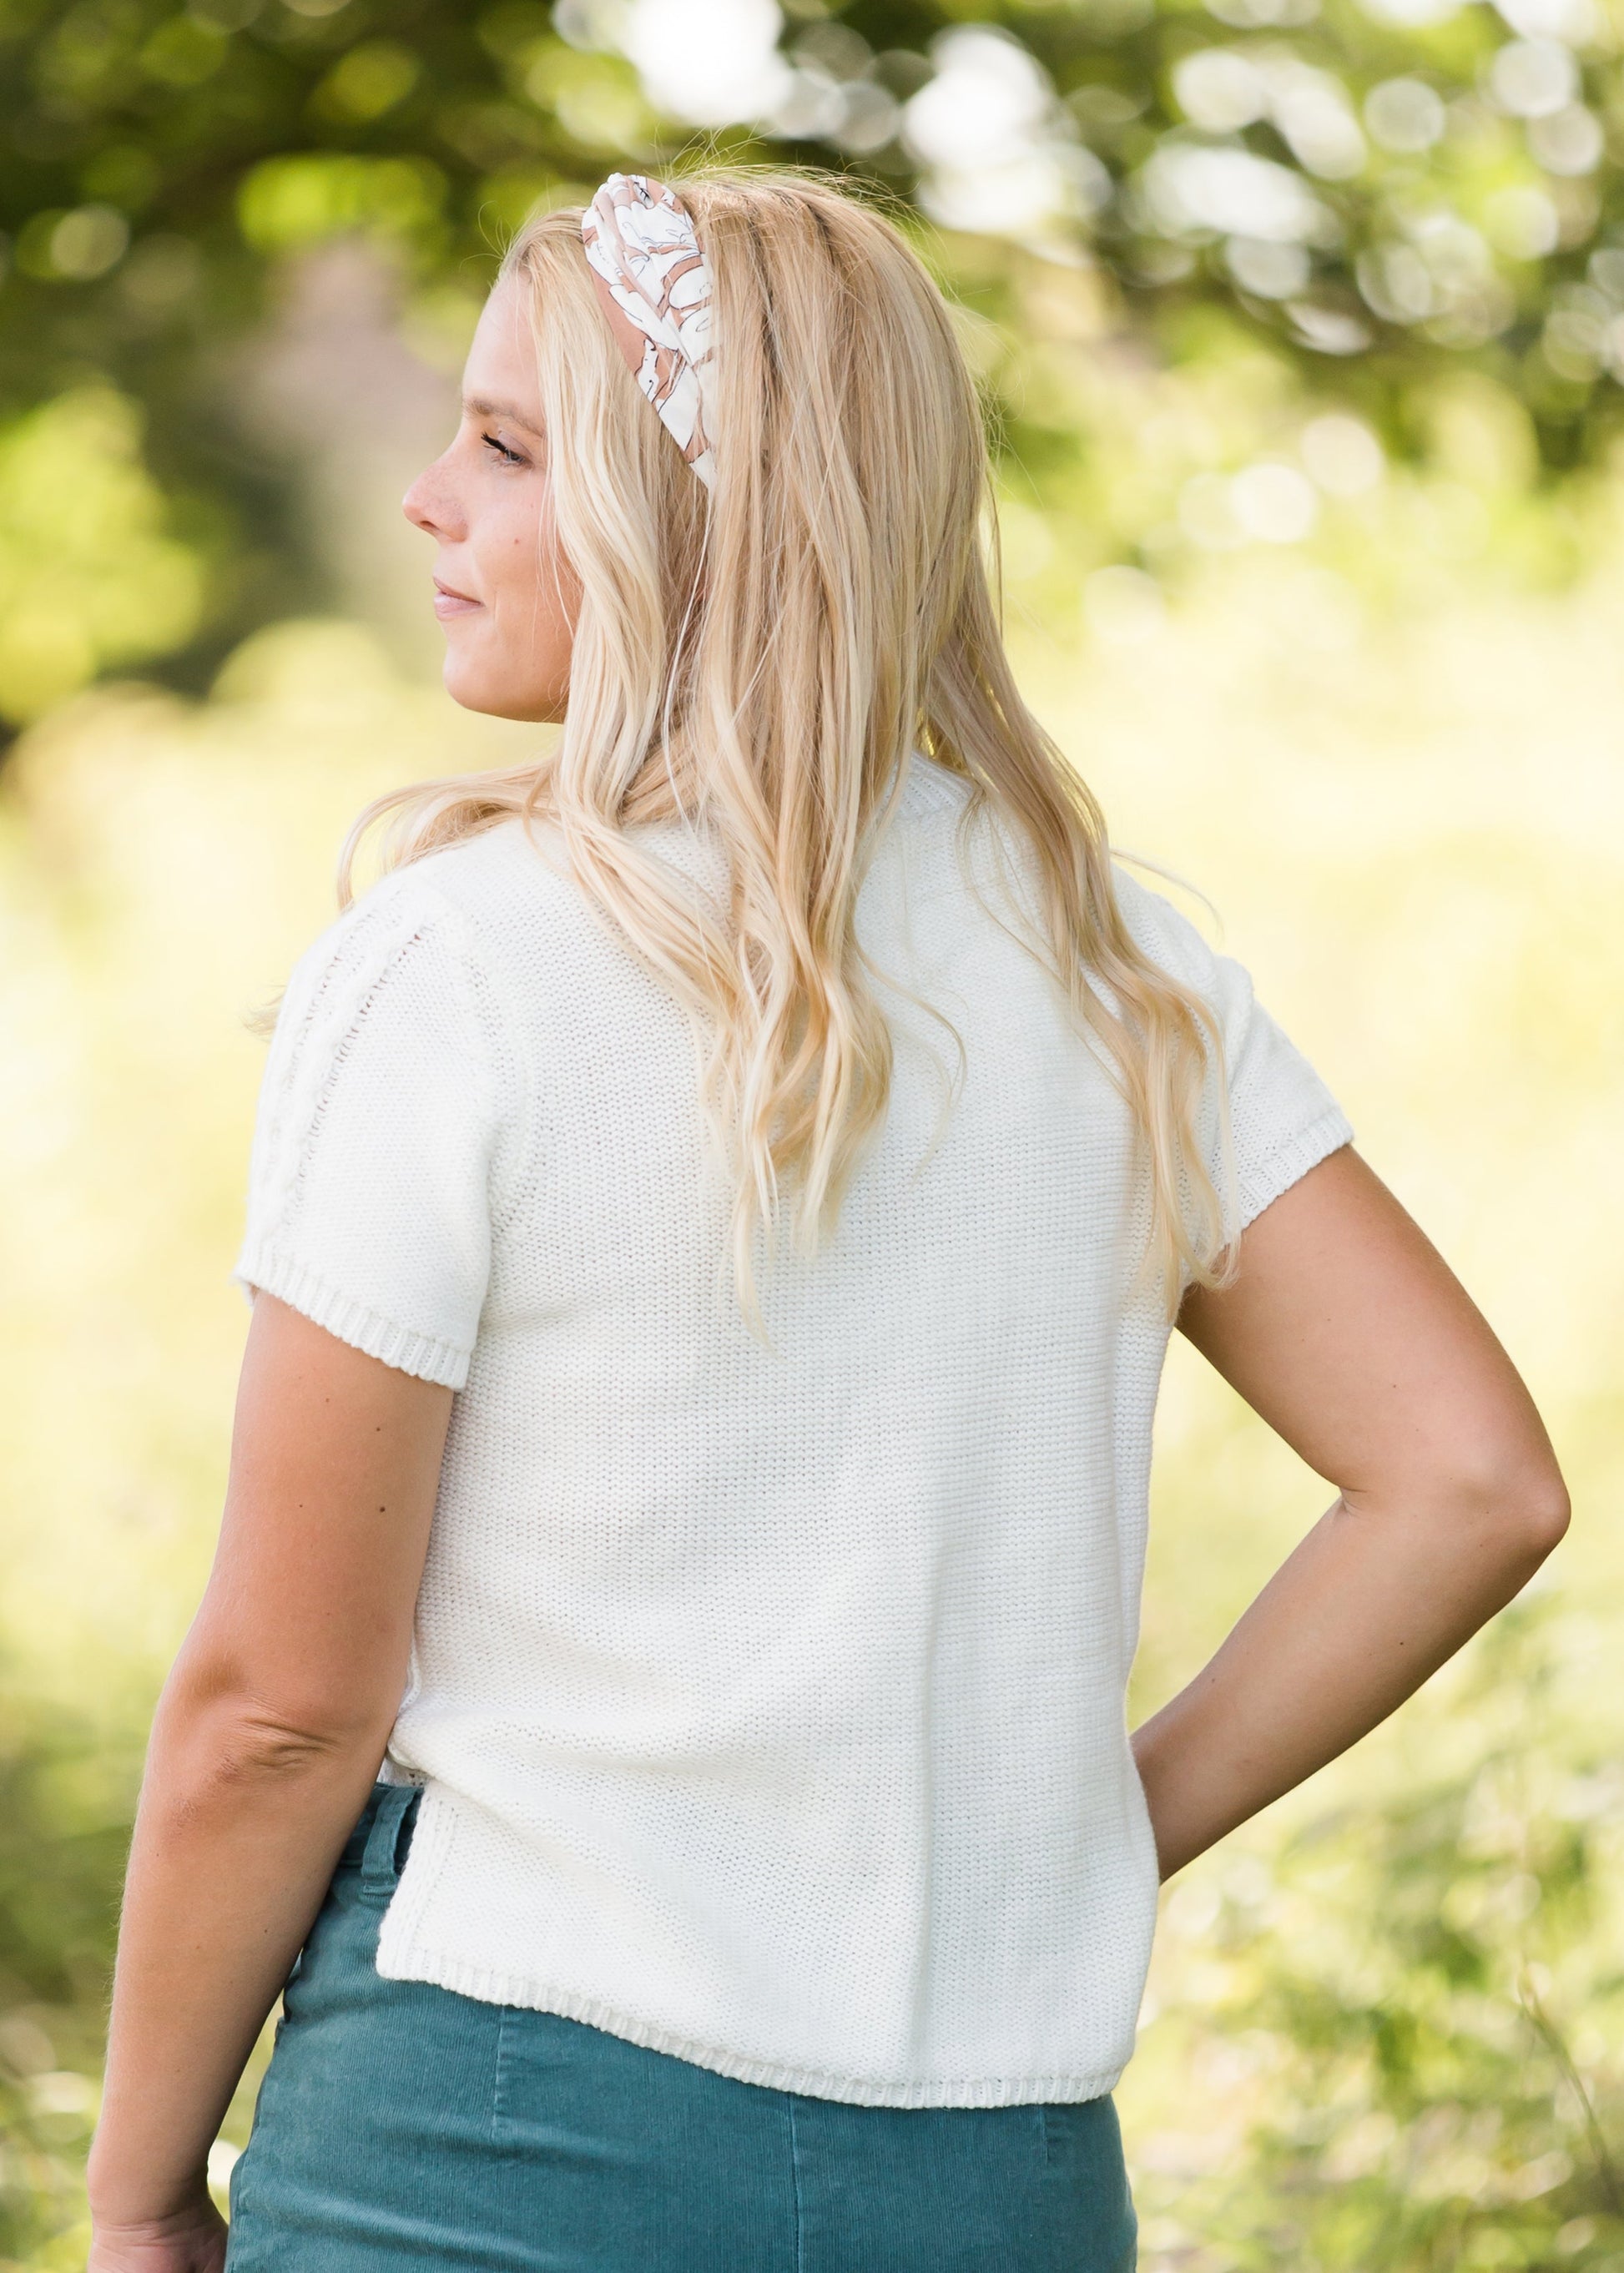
[86,1294,452,2265]
[1132,1144,1570,1882]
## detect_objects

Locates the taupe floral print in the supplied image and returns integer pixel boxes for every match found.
[581,173,718,490]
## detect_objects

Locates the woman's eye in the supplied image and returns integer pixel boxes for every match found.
[482,433,526,466]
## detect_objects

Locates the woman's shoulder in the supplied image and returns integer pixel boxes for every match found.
[305,816,576,982]
[376,814,573,930]
[263,822,560,1085]
[1107,858,1229,993]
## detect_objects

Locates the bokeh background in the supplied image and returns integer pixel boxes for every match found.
[3,0,1624,2264]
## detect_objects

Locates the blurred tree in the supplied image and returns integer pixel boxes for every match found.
[2,0,1622,713]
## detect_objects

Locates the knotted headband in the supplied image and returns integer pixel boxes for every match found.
[581,173,718,491]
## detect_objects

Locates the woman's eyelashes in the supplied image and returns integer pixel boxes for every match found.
[482,432,528,467]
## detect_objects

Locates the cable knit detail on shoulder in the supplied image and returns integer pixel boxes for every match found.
[256,882,456,1223]
[233,866,518,1390]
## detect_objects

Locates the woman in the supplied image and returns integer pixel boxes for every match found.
[86,170,1568,2273]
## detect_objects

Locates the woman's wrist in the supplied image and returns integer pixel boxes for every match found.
[86,2191,227,2273]
[1132,1698,1220,1882]
[89,2198,222,2238]
[87,2137,215,2230]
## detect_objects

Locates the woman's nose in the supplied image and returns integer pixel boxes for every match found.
[403,461,461,540]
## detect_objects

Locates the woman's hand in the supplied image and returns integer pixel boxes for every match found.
[88,1293,452,2242]
[1134,1143,1569,1881]
[88,2191,228,2273]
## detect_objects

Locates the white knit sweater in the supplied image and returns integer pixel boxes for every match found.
[234,754,1351,2108]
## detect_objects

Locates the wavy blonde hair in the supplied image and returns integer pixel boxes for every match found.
[340,167,1236,1327]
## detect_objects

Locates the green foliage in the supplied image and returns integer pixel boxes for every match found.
[0,2049,95,2271]
[0,1685,139,2014]
[1130,1608,1624,2270]
[0,1671,139,2270]
[0,388,201,723]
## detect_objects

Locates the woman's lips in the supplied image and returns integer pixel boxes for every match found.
[433,581,482,619]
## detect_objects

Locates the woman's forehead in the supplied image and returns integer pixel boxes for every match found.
[464,280,540,416]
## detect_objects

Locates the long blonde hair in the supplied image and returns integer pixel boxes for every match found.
[343,167,1236,1326]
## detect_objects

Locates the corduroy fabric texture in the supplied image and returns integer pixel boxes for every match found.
[233,753,1354,2110]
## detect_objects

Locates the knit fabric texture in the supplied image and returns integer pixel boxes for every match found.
[233,753,1354,2109]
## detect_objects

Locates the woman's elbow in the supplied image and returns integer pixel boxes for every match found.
[154,1659,395,1796]
[1353,1441,1571,1578]
[1433,1447,1571,1573]
[1512,1465,1571,1560]
[212,1702,386,1782]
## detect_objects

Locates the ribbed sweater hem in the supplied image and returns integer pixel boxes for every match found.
[231,1242,472,1389]
[1238,1104,1354,1231]
[371,1938,1124,2109]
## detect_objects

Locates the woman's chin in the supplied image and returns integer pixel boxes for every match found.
[440,650,514,718]
[441,654,567,724]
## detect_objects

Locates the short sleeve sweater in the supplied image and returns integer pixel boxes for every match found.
[234,753,1352,2109]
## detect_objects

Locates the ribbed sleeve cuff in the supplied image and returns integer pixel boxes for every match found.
[1236,1105,1354,1232]
[231,1244,472,1389]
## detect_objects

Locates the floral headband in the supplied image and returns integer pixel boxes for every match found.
[581,172,718,491]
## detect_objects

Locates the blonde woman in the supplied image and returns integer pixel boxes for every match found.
[86,171,1567,2273]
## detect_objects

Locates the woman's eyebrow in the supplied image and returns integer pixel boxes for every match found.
[464,395,542,436]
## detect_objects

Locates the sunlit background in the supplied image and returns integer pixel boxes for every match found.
[3,0,1624,2265]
